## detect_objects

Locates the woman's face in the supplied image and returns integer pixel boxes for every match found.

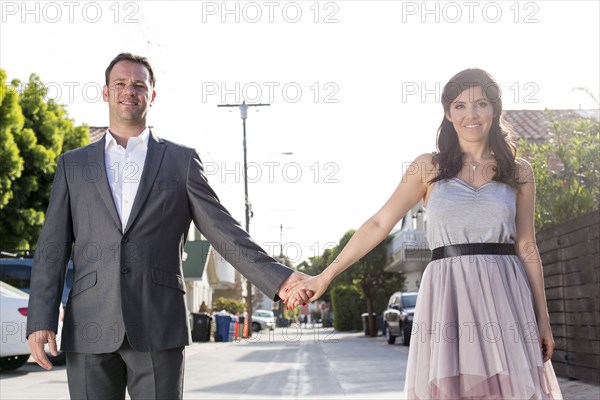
[444,85,496,145]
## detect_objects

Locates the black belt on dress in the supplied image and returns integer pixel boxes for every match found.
[431,243,516,261]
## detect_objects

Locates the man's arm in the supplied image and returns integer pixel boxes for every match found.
[185,150,305,300]
[27,155,73,368]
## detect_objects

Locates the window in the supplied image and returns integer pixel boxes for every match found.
[402,294,417,308]
[0,264,32,291]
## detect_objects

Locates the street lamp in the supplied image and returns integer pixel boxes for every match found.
[217,101,270,337]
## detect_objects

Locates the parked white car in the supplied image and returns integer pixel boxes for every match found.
[0,281,30,370]
[251,309,276,332]
[0,254,69,365]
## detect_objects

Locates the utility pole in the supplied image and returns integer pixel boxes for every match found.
[217,101,270,337]
[279,223,284,257]
[277,222,295,257]
[271,220,295,322]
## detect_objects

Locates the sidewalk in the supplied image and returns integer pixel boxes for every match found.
[555,376,600,400]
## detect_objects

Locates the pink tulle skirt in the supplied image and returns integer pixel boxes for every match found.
[404,255,563,399]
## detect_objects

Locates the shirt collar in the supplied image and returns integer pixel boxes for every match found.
[104,128,151,150]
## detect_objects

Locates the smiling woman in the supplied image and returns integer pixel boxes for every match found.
[430,69,521,191]
[283,68,564,399]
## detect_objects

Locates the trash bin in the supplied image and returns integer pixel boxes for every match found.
[361,313,378,336]
[229,316,238,341]
[214,312,233,342]
[237,316,245,338]
[191,312,211,342]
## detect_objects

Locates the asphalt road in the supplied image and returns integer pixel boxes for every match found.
[1,326,598,399]
[1,327,408,399]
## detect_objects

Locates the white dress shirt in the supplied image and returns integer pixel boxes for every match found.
[104,128,150,229]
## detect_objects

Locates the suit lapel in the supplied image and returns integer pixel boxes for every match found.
[124,132,166,234]
[88,135,123,233]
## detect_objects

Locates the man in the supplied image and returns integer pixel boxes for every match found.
[27,53,308,399]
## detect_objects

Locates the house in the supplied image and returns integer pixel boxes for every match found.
[385,203,429,291]
[88,126,106,143]
[503,109,599,143]
[383,109,599,290]
[181,238,212,312]
[183,227,242,313]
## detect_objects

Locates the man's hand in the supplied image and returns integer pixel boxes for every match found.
[277,271,314,302]
[27,329,57,370]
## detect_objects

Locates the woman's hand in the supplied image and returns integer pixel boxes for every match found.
[283,273,330,310]
[538,321,555,362]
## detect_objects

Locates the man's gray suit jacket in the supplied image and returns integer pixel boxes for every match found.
[26,132,293,353]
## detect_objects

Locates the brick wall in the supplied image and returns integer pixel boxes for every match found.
[538,210,600,383]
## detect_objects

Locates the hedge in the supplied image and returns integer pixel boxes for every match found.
[331,285,363,331]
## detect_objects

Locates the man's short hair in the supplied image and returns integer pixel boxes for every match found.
[105,53,156,87]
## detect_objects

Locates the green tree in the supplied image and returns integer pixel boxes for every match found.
[519,113,599,230]
[0,71,89,249]
[306,229,405,336]
[348,232,405,337]
[0,70,25,209]
[212,297,246,315]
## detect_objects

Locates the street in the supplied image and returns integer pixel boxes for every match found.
[1,327,408,399]
[2,326,598,399]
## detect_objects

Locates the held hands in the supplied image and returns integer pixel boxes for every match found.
[27,329,57,370]
[281,273,330,310]
[277,271,315,303]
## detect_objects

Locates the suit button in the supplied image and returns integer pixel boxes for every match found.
[122,237,129,243]
[121,268,129,274]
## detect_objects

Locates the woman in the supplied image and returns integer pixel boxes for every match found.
[283,69,563,399]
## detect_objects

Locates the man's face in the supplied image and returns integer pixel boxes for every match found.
[102,60,155,125]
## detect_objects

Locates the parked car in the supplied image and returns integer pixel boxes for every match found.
[251,309,276,332]
[0,252,73,365]
[0,254,73,306]
[0,281,31,370]
[383,291,417,345]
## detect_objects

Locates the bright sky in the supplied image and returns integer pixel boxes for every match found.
[1,1,599,266]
